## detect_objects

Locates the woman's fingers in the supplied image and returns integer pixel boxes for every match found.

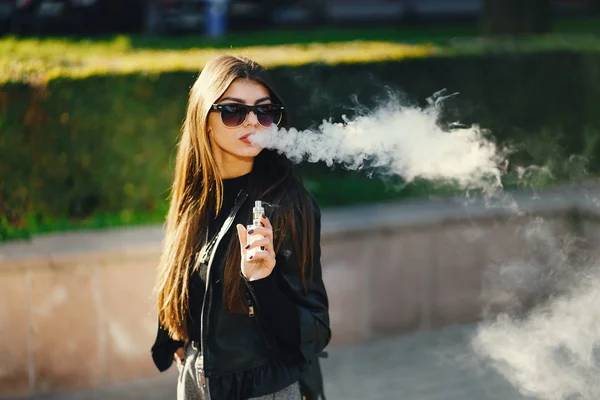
[246,226,272,239]
[260,214,272,229]
[236,224,248,251]
[174,347,185,364]
[241,216,276,269]
[244,237,271,251]
[247,249,274,263]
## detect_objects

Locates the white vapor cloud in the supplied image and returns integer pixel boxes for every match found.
[252,93,507,193]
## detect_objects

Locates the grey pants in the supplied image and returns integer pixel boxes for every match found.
[177,343,301,400]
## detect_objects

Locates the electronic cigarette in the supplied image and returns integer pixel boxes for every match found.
[246,200,264,259]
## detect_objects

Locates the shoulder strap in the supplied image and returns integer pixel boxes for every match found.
[198,189,248,264]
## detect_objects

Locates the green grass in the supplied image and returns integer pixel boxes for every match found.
[2,16,600,84]
[0,38,439,83]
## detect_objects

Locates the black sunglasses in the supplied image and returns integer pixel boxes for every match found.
[210,103,284,128]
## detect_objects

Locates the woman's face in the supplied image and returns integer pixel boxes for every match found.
[207,78,276,161]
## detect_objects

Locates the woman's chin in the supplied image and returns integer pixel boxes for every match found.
[234,146,263,159]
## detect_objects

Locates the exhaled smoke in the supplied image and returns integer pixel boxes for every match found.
[473,271,600,400]
[472,215,600,400]
[252,91,508,193]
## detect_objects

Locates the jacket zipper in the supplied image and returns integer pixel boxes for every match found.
[198,191,247,388]
[246,289,279,352]
[248,297,255,317]
[246,296,265,345]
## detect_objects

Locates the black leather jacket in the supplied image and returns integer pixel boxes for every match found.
[151,190,331,399]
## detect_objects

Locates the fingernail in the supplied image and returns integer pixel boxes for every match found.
[262,214,266,219]
[244,244,250,249]
[260,246,265,251]
[248,229,254,234]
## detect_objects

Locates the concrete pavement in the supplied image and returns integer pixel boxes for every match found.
[19,324,528,400]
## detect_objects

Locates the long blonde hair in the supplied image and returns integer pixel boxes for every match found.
[155,55,314,341]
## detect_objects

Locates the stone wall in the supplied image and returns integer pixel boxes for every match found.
[2,185,599,398]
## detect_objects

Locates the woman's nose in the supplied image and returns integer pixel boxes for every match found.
[245,111,259,126]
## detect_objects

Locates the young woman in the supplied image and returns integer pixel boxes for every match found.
[151,54,331,400]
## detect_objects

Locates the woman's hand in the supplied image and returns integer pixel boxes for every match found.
[236,215,276,281]
[174,346,185,366]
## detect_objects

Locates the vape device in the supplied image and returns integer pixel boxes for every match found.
[246,200,264,259]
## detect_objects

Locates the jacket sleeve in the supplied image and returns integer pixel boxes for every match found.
[246,196,331,362]
[150,322,184,372]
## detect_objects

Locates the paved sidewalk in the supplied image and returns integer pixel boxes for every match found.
[19,324,527,400]
[321,324,528,400]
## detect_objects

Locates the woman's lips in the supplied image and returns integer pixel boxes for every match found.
[240,133,253,144]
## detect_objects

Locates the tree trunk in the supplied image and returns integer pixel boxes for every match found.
[481,0,552,36]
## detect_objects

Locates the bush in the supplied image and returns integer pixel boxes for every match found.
[2,45,600,241]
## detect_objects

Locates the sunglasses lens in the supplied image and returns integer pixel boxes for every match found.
[257,105,282,128]
[220,104,247,127]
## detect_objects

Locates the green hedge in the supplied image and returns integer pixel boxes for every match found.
[2,50,600,241]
